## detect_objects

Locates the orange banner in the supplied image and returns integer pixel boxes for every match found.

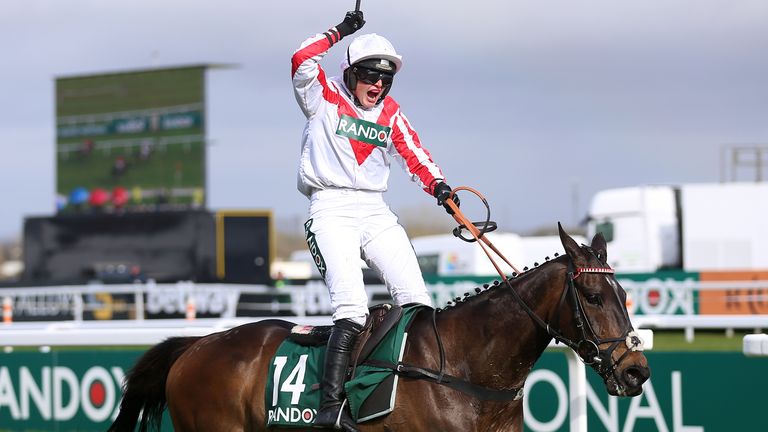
[699,271,768,315]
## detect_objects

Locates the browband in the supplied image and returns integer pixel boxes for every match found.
[571,267,615,279]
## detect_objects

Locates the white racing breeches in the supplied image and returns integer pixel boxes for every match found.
[305,189,433,324]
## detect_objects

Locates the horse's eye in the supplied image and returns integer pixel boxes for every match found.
[585,294,603,306]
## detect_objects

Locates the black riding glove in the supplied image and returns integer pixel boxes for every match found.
[335,11,365,38]
[433,182,460,214]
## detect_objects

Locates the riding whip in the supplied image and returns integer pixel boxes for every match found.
[445,187,522,277]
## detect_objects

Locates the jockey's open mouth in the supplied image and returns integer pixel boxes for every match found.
[366,86,382,103]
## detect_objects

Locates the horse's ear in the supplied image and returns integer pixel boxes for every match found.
[591,232,608,262]
[558,222,584,264]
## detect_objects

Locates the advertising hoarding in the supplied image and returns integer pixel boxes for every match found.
[1,349,764,431]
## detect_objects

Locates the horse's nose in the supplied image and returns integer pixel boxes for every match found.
[622,365,651,392]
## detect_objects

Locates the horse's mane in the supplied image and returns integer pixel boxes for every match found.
[436,252,568,312]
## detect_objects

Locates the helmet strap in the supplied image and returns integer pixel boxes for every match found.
[343,68,360,105]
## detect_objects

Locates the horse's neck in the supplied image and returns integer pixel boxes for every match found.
[433,264,565,389]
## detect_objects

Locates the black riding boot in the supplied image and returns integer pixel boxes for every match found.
[313,318,363,432]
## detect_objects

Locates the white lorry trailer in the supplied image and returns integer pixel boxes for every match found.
[586,182,768,273]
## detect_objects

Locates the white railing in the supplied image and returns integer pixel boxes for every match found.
[631,314,767,342]
[1,280,766,337]
[0,317,331,347]
[743,334,768,356]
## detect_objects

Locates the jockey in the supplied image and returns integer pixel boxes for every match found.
[291,9,460,432]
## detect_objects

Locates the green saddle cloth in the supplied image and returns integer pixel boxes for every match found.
[265,305,425,427]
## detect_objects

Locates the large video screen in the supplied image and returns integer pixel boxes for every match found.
[55,66,207,212]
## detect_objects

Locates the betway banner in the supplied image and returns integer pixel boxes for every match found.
[0,349,764,431]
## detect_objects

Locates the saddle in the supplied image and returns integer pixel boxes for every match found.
[288,304,404,367]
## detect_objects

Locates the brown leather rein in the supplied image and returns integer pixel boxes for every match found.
[445,186,522,277]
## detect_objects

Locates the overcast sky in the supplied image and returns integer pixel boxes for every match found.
[1,0,767,241]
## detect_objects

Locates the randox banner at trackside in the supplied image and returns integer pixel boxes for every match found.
[617,270,699,315]
[1,348,765,431]
[0,350,151,431]
[423,271,702,316]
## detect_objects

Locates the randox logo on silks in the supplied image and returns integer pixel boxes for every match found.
[304,219,326,278]
[336,114,391,147]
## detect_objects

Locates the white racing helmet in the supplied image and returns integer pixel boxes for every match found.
[341,34,403,104]
[341,33,403,72]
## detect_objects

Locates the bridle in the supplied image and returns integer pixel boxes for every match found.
[444,188,644,387]
[371,189,645,401]
[548,250,644,382]
[490,249,644,388]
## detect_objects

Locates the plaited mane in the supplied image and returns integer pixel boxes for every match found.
[436,252,564,312]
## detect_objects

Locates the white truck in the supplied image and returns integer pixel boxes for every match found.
[586,182,768,273]
[411,232,586,277]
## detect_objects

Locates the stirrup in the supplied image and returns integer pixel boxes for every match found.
[313,400,358,431]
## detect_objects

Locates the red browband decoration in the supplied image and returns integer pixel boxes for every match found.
[572,267,615,279]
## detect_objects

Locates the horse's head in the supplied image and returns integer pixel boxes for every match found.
[551,223,650,397]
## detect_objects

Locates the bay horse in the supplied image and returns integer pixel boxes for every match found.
[109,224,649,431]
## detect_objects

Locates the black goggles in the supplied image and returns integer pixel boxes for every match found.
[353,66,394,86]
